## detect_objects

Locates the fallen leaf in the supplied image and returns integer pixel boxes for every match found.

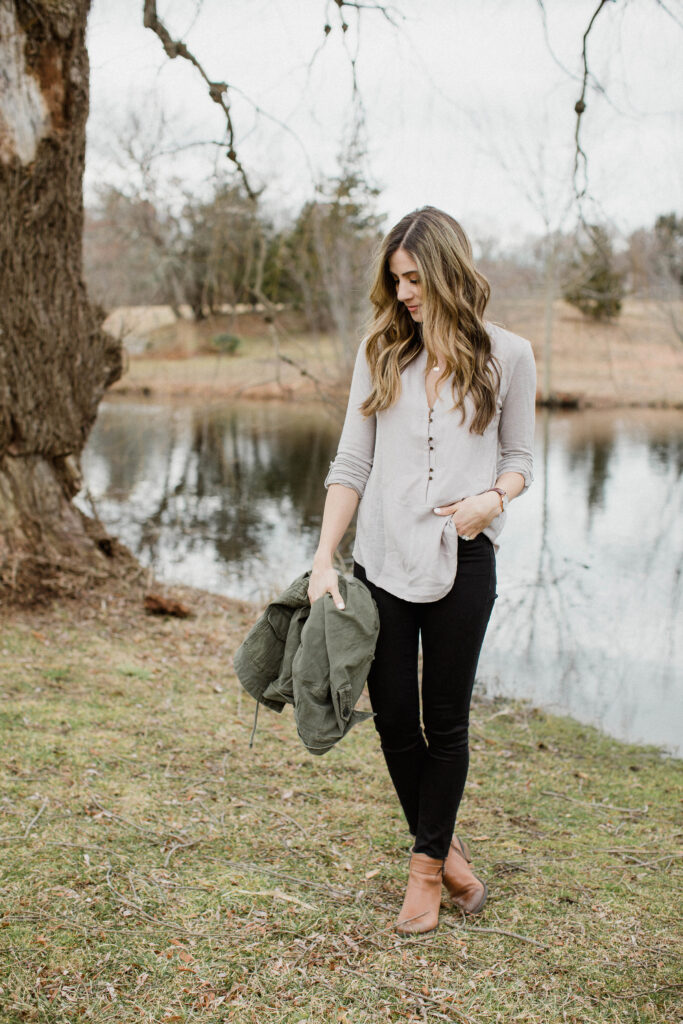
[144,593,192,618]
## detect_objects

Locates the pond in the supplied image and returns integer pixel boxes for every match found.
[78,399,683,757]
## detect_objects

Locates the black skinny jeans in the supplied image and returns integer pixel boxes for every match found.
[354,533,496,860]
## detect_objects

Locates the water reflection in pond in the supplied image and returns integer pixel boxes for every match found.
[79,400,683,756]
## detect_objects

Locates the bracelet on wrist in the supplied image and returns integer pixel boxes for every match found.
[486,487,508,514]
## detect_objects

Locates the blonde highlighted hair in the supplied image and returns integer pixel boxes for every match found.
[360,206,500,434]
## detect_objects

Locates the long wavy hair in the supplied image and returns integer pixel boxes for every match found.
[360,206,500,434]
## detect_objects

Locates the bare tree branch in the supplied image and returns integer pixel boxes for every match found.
[652,0,683,30]
[337,0,402,28]
[537,0,683,213]
[572,0,616,203]
[535,0,580,81]
[141,2,400,200]
[535,0,623,113]
[140,0,397,391]
[142,0,259,200]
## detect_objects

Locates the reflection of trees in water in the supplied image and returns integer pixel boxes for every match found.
[493,407,588,694]
[648,436,683,476]
[639,435,683,676]
[565,423,682,519]
[565,424,615,516]
[488,408,682,717]
[89,408,164,495]
[87,402,338,572]
[88,403,682,699]
[207,407,336,561]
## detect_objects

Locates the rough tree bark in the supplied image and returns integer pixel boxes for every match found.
[0,0,124,600]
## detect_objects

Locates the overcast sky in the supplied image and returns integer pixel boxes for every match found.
[85,0,683,246]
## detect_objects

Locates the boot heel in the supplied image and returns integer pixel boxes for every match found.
[457,836,472,863]
[444,837,487,915]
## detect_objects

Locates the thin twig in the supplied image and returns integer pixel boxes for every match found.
[652,0,683,30]
[447,922,550,950]
[163,838,202,867]
[276,352,345,413]
[608,851,681,869]
[610,981,683,1000]
[90,795,186,842]
[339,966,476,1024]
[103,864,220,940]
[470,729,535,751]
[233,795,310,836]
[339,0,402,27]
[204,856,355,900]
[0,798,48,842]
[540,790,648,816]
[224,887,317,911]
[573,0,615,203]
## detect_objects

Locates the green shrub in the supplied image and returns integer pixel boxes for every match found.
[563,225,625,321]
[211,332,242,355]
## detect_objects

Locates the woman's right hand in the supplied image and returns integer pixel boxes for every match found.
[307,563,345,609]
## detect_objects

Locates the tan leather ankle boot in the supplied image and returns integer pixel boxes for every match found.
[395,852,444,936]
[443,835,487,914]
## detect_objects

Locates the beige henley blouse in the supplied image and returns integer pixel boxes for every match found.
[324,322,536,602]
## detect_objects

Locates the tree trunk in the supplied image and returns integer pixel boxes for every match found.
[0,0,126,601]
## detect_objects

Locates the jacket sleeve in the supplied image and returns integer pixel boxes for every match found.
[496,339,536,491]
[324,339,376,499]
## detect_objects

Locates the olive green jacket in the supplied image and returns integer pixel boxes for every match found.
[233,572,378,755]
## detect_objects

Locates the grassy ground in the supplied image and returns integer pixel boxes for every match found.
[106,299,683,408]
[0,580,681,1024]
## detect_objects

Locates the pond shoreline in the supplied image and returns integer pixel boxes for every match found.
[108,376,683,410]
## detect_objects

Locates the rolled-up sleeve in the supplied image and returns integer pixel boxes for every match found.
[324,340,376,499]
[496,340,536,491]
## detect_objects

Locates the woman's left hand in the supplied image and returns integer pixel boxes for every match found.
[432,491,502,540]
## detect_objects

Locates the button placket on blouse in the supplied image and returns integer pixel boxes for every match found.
[427,406,435,492]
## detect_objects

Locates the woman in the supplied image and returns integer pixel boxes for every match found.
[308,206,536,935]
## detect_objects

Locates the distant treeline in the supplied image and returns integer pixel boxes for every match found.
[84,164,682,346]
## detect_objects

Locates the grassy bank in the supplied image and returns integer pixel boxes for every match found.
[106,299,683,408]
[0,580,681,1023]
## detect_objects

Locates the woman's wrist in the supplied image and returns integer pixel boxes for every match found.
[313,550,334,570]
[482,490,504,517]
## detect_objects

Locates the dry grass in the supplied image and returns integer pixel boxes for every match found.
[0,579,681,1023]
[499,297,683,408]
[106,299,683,408]
[110,311,345,404]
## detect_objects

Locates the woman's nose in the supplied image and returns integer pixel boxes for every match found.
[397,279,412,301]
